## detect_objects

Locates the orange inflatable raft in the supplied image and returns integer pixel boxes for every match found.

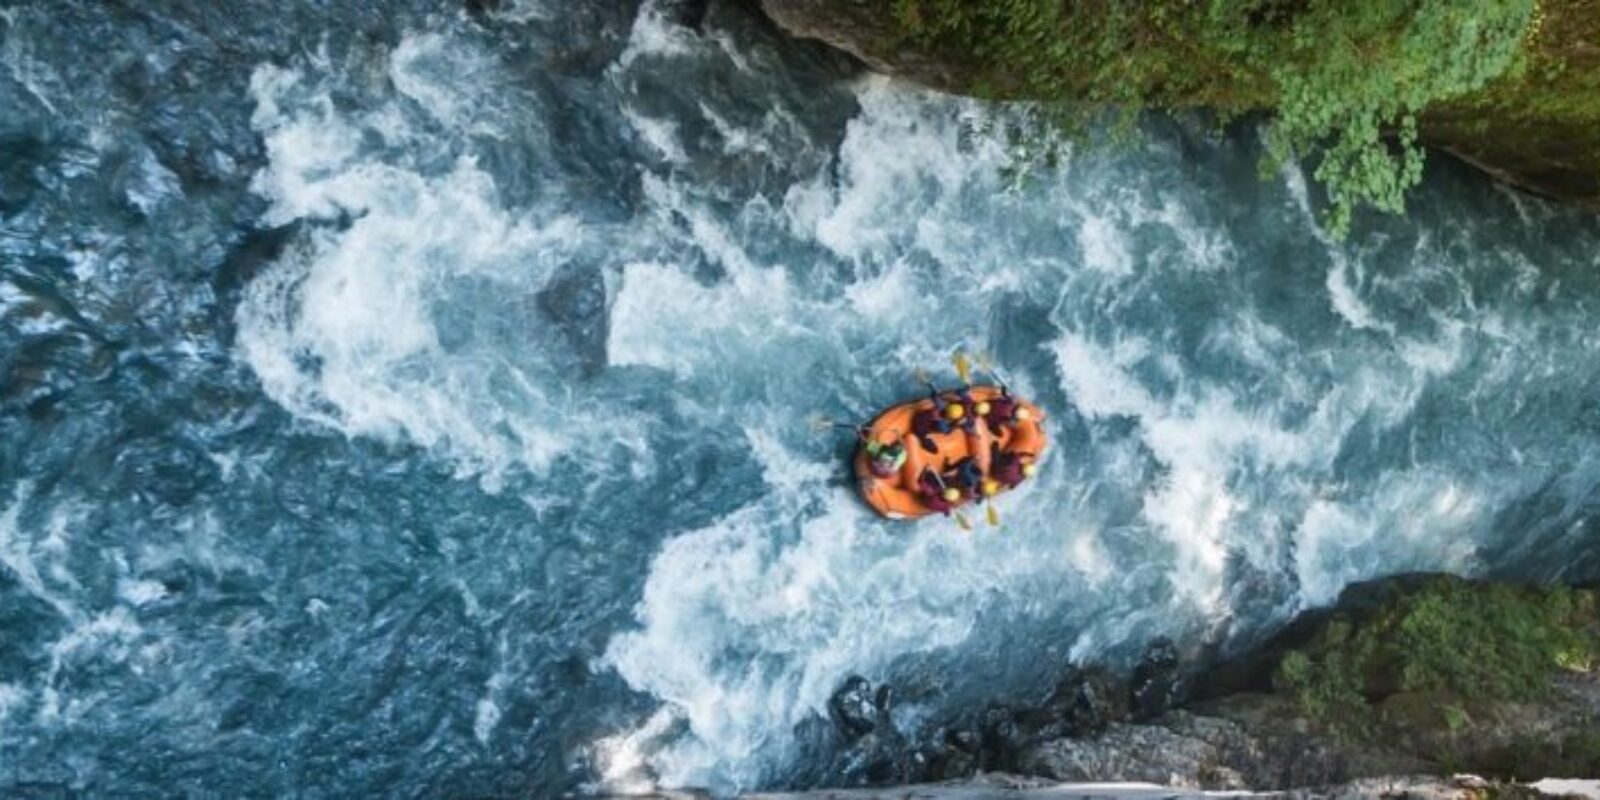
[853,385,1046,519]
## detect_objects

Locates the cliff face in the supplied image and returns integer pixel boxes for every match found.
[756,0,1600,213]
[756,1,976,93]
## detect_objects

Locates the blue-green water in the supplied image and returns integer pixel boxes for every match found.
[4,0,1600,795]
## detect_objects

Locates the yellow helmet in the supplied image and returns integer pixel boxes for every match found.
[974,401,992,416]
[982,479,1000,497]
[1015,407,1033,422]
[943,403,966,421]
[1021,463,1038,478]
[942,487,961,502]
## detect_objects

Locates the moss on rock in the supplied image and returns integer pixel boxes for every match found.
[759,1,1600,232]
[1253,575,1600,778]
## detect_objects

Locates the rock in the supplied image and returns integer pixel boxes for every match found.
[1045,666,1128,738]
[535,262,609,376]
[978,704,1026,772]
[828,676,887,740]
[1017,709,1374,791]
[1129,638,1182,722]
[806,576,1598,796]
[915,727,979,783]
[820,676,913,786]
[734,773,1570,799]
[661,0,711,33]
[1019,718,1229,788]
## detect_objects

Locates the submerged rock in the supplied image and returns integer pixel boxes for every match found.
[661,0,711,33]
[535,262,610,376]
[828,676,884,740]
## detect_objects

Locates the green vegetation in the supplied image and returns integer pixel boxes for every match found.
[889,1,1540,236]
[1273,577,1598,739]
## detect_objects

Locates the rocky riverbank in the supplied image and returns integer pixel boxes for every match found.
[799,574,1599,794]
[752,1,1600,217]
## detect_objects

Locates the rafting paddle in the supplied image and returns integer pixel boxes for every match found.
[975,352,1009,390]
[952,351,972,386]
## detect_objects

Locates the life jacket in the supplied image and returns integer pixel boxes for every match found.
[916,469,953,514]
[911,407,952,438]
[984,393,1019,436]
[993,450,1026,489]
[948,457,982,499]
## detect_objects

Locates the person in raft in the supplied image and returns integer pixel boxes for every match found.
[911,399,960,453]
[859,430,907,479]
[948,456,985,500]
[978,388,1032,437]
[949,388,979,435]
[916,468,961,515]
[912,384,976,453]
[990,444,1039,490]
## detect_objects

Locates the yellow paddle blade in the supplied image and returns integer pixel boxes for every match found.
[807,414,834,432]
[986,502,999,527]
[954,511,972,532]
[976,352,1010,388]
[953,352,972,386]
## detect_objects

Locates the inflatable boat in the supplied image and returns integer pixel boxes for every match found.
[853,385,1046,520]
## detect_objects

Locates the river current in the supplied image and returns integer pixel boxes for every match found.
[4,1,1600,795]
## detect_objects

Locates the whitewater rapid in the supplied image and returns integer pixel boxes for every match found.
[4,1,1600,796]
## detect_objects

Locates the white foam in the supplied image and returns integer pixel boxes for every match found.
[614,0,701,72]
[1327,254,1394,333]
[390,32,496,131]
[124,149,183,214]
[800,79,995,264]
[38,608,143,725]
[117,579,168,607]
[1079,213,1134,277]
[0,483,78,622]
[1294,473,1485,606]
[239,55,605,480]
[1046,328,1413,611]
[0,682,26,739]
[590,707,681,795]
[624,108,689,163]
[474,645,510,744]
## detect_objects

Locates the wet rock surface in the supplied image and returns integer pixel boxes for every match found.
[815,575,1600,793]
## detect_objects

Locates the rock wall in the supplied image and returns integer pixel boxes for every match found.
[753,0,1600,212]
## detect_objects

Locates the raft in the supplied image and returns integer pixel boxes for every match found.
[853,385,1046,520]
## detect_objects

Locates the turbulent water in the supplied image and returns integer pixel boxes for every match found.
[4,0,1600,795]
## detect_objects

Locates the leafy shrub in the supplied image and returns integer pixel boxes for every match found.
[890,1,1538,236]
[1272,577,1598,738]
